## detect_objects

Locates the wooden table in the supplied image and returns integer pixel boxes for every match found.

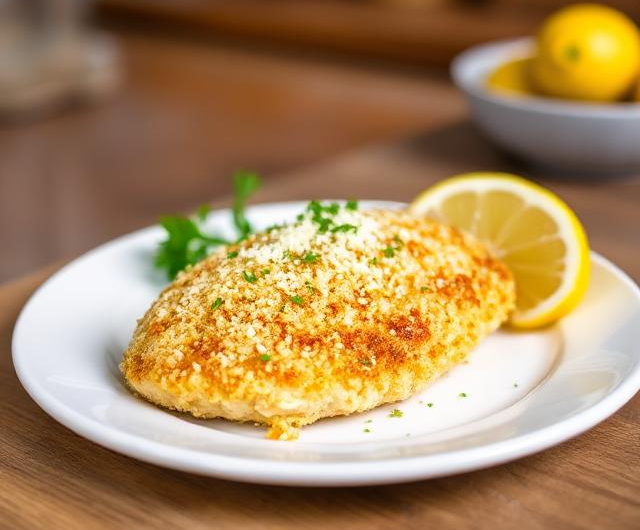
[0,30,461,283]
[1,123,639,529]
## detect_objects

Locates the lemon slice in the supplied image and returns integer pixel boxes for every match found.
[409,173,590,328]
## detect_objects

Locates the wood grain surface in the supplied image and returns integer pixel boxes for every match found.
[97,0,542,66]
[1,127,639,530]
[0,30,463,283]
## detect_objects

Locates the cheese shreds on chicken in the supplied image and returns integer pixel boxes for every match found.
[121,206,515,440]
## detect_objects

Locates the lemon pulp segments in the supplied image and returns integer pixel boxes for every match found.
[409,174,590,328]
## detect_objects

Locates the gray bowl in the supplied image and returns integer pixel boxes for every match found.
[451,38,640,174]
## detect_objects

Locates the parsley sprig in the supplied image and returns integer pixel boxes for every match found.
[304,200,359,234]
[154,171,261,279]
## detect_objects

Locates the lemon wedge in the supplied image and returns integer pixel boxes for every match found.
[409,173,590,328]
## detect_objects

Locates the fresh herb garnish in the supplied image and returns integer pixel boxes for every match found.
[232,171,261,241]
[331,223,358,234]
[243,271,258,283]
[303,252,319,263]
[389,408,403,418]
[266,223,284,233]
[364,419,373,424]
[346,199,358,211]
[211,297,224,310]
[154,216,230,280]
[369,257,378,265]
[426,402,434,408]
[305,200,357,234]
[227,250,239,259]
[363,428,371,433]
[382,236,404,260]
[197,204,212,222]
[262,268,270,276]
[290,295,304,306]
[459,392,468,398]
[259,353,271,362]
[304,281,316,293]
[420,286,430,292]
[154,171,261,279]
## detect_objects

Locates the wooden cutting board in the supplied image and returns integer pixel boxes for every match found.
[1,121,639,529]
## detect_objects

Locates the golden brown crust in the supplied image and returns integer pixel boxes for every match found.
[121,208,515,439]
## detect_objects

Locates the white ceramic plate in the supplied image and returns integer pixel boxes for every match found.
[12,201,640,486]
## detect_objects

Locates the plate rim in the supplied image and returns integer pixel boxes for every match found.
[11,202,640,486]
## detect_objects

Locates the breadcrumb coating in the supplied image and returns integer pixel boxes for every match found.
[121,206,515,440]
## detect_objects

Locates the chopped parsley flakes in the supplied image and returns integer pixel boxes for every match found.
[459,392,468,398]
[259,354,271,362]
[331,223,358,234]
[389,408,404,418]
[211,297,224,310]
[303,252,319,263]
[242,270,258,283]
[290,295,304,306]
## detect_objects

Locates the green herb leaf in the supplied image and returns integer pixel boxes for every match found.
[331,223,358,234]
[211,297,224,310]
[369,257,378,266]
[197,204,212,222]
[262,269,270,276]
[154,172,261,280]
[266,223,284,233]
[426,402,434,408]
[154,216,230,280]
[303,252,319,263]
[290,295,304,306]
[459,392,468,398]
[259,353,271,362]
[227,250,239,259]
[383,246,395,258]
[420,286,430,292]
[346,199,358,211]
[243,271,258,283]
[389,408,403,418]
[363,428,371,433]
[232,171,261,241]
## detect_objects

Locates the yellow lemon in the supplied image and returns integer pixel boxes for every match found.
[486,57,536,96]
[409,173,591,329]
[531,3,640,101]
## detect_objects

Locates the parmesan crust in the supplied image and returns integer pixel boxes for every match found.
[121,208,515,440]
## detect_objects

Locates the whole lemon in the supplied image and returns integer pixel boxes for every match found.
[531,3,640,101]
[486,57,536,96]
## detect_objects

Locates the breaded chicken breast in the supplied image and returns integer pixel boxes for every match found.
[121,204,515,440]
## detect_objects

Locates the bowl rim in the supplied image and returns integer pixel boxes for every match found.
[451,37,640,119]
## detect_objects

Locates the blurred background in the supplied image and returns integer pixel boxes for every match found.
[1,0,639,283]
